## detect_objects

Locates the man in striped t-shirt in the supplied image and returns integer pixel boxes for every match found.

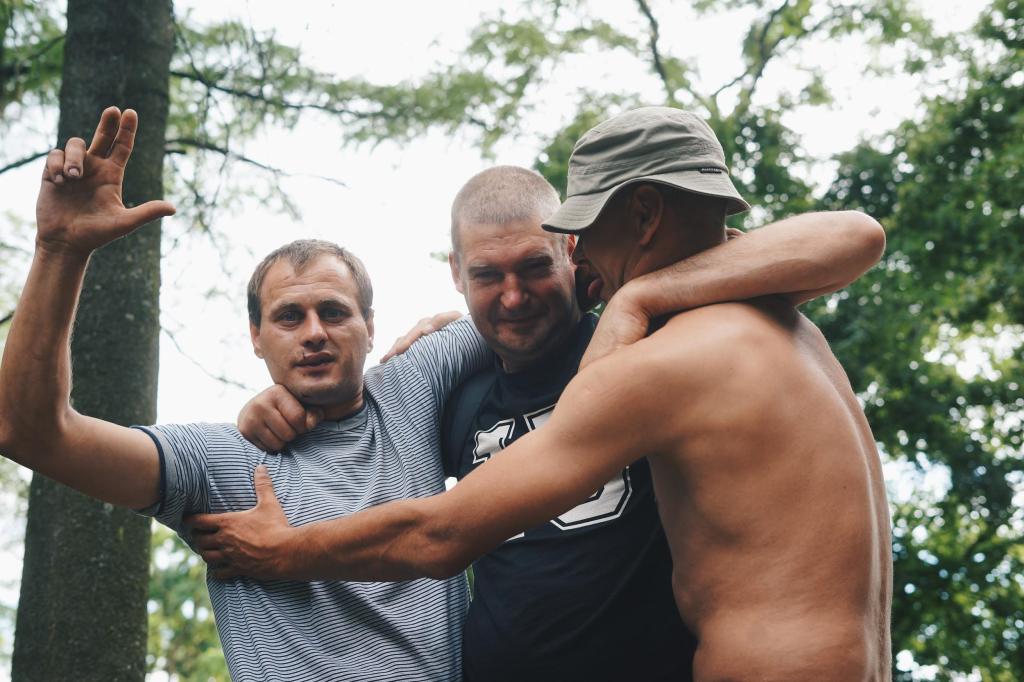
[0,109,489,680]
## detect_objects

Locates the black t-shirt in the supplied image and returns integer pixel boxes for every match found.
[442,314,696,682]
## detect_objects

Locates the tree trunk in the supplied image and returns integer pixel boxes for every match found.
[11,2,174,680]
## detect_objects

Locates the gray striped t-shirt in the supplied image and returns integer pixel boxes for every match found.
[138,317,490,681]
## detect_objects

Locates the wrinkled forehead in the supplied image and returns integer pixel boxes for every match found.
[261,255,359,306]
[457,219,569,268]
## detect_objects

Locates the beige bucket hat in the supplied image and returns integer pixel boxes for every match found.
[542,107,750,233]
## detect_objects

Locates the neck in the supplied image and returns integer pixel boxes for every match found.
[320,391,365,421]
[634,225,726,280]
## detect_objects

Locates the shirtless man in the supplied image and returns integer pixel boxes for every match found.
[192,107,893,680]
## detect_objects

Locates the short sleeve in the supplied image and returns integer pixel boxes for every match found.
[398,316,491,413]
[133,423,213,536]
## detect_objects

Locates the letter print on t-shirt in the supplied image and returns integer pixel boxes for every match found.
[470,403,633,539]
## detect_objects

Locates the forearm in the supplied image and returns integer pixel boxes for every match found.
[277,497,467,582]
[0,243,89,459]
[615,210,885,317]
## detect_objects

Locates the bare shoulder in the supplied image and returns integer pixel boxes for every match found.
[569,301,800,422]
[638,300,814,427]
[649,300,801,376]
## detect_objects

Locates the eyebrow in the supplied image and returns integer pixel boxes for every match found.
[316,298,351,309]
[466,253,555,274]
[517,255,554,269]
[269,299,352,316]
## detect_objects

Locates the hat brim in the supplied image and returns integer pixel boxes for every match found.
[542,170,751,234]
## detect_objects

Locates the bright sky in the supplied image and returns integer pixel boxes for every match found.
[0,0,993,678]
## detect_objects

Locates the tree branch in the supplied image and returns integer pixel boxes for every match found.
[635,0,676,105]
[169,68,383,121]
[0,309,13,327]
[161,325,256,392]
[165,138,348,187]
[0,35,64,83]
[0,150,48,177]
[711,0,791,107]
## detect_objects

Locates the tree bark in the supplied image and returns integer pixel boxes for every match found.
[12,2,174,680]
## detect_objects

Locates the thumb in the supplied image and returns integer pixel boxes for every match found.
[305,408,324,431]
[253,465,282,509]
[121,200,176,231]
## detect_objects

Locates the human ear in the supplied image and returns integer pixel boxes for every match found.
[630,185,664,247]
[365,309,375,351]
[448,251,465,294]
[249,322,264,359]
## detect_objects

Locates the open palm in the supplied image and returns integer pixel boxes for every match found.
[36,107,175,254]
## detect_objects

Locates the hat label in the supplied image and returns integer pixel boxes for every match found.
[698,167,723,174]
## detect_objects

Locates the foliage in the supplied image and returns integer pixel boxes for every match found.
[147,526,227,681]
[808,1,1024,677]
[0,0,63,123]
[532,1,1023,678]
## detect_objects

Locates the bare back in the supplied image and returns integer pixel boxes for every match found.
[648,300,892,681]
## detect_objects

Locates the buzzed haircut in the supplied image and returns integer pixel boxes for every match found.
[247,239,373,328]
[450,166,563,259]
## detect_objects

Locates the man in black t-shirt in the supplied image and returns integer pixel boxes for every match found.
[221,165,885,681]
[441,167,691,681]
[441,314,691,681]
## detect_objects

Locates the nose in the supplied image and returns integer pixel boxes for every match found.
[301,315,327,348]
[500,275,528,310]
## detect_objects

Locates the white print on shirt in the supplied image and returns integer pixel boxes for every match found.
[471,404,633,538]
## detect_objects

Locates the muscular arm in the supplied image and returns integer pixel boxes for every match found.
[0,108,175,508]
[623,210,885,314]
[580,210,884,367]
[193,325,683,581]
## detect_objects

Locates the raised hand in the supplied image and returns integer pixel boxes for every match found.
[36,106,175,255]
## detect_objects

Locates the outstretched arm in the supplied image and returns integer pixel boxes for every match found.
[581,210,885,367]
[191,334,676,581]
[624,210,884,311]
[0,107,176,508]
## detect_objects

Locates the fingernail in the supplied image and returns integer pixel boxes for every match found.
[67,168,80,178]
[53,174,64,185]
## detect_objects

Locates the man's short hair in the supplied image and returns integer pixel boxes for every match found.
[450,166,563,259]
[247,239,373,327]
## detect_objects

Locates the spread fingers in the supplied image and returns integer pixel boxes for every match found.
[108,109,139,167]
[87,106,121,156]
